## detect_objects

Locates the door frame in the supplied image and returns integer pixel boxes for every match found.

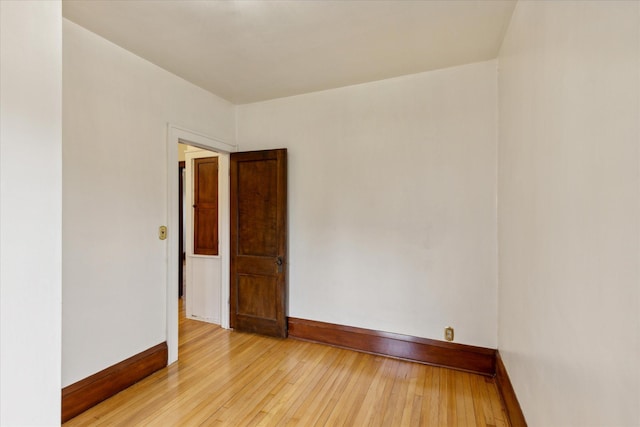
[178,160,185,298]
[166,124,237,364]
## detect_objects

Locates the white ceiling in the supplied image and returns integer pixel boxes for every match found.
[62,0,516,104]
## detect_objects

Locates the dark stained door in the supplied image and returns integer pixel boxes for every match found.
[178,161,185,297]
[230,149,287,338]
[193,157,219,256]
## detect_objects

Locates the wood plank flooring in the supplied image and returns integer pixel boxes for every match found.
[64,300,509,426]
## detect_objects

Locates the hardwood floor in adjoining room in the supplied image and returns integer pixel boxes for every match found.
[63,300,509,426]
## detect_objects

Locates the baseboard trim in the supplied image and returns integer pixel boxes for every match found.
[61,342,168,423]
[495,351,527,427]
[287,317,496,376]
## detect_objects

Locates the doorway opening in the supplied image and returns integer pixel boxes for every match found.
[179,143,226,326]
[167,125,237,364]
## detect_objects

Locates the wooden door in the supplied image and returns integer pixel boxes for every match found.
[193,157,219,256]
[230,149,287,338]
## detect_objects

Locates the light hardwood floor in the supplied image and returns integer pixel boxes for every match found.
[64,300,509,426]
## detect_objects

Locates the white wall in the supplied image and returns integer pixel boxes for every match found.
[237,61,498,348]
[62,19,235,387]
[498,2,640,425]
[0,1,62,425]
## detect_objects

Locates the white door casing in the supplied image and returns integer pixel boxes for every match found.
[166,124,237,364]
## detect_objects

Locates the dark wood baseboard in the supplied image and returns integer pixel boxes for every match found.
[288,317,496,376]
[61,342,168,423]
[495,351,527,427]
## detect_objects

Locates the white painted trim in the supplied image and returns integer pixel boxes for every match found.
[166,124,237,364]
[186,314,219,324]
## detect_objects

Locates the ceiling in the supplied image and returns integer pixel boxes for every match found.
[62,0,516,104]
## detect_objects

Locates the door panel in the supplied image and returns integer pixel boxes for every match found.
[237,159,278,256]
[193,157,219,256]
[237,274,278,319]
[231,149,287,337]
[194,207,218,252]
